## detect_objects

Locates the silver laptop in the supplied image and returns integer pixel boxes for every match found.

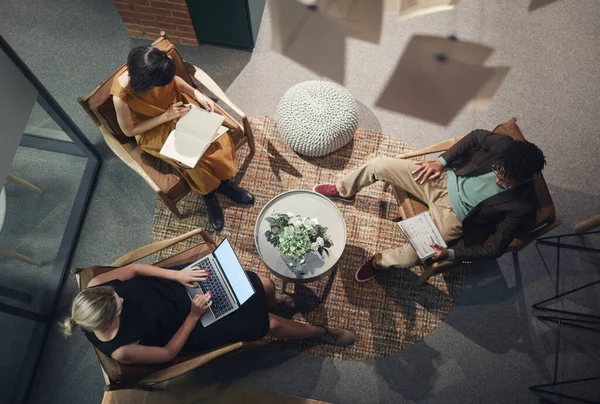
[182,238,255,327]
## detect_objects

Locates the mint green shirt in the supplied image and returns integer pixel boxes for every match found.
[445,170,506,222]
[439,157,506,222]
[438,157,506,260]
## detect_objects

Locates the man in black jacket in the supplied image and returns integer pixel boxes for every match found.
[313,129,547,283]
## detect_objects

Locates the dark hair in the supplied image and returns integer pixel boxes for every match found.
[127,45,176,93]
[498,140,546,181]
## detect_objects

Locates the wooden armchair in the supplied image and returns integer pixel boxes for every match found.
[390,117,560,286]
[78,32,254,218]
[71,228,247,391]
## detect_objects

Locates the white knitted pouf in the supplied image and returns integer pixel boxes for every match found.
[275,81,358,157]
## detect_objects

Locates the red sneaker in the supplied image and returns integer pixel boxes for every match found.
[355,256,382,283]
[312,183,356,203]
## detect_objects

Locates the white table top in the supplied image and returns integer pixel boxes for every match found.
[254,190,347,283]
[0,187,6,233]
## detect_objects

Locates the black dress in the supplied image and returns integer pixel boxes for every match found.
[84,269,269,357]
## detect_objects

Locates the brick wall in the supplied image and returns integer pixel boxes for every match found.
[114,0,199,46]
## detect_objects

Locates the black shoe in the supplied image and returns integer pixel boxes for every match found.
[204,192,224,231]
[217,180,255,205]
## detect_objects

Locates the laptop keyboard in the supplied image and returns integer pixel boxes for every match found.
[196,257,234,318]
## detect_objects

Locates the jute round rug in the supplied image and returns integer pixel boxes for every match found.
[152,116,465,360]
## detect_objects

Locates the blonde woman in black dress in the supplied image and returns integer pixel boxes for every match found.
[62,263,355,364]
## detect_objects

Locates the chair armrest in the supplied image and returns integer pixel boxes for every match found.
[185,62,246,119]
[110,228,206,267]
[397,136,463,160]
[574,214,600,233]
[415,259,460,286]
[100,128,161,193]
[430,259,456,270]
[137,342,246,385]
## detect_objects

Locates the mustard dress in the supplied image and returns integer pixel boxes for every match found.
[110,76,237,195]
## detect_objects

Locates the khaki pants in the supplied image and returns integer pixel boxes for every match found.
[336,157,462,268]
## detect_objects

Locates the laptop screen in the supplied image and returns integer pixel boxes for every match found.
[214,238,255,305]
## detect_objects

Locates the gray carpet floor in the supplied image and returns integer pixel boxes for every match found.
[1,0,599,403]
[0,146,87,400]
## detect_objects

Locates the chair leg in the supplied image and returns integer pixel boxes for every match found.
[7,174,43,194]
[158,193,183,219]
[0,245,41,266]
[243,117,255,153]
[574,214,600,233]
[416,264,438,286]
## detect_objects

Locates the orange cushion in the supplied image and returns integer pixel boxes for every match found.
[127,145,184,194]
[491,117,526,142]
[152,37,194,87]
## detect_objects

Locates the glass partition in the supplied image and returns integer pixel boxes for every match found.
[0,34,100,404]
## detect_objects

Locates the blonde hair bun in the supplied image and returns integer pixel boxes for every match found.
[61,286,117,336]
[60,317,78,336]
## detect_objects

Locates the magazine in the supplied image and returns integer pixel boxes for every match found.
[396,211,447,260]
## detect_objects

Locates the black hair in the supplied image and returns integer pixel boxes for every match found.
[498,140,546,181]
[127,45,176,93]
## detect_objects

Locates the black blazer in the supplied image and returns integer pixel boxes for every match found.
[440,130,537,261]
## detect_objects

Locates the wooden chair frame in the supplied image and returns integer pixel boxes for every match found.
[71,228,247,391]
[78,31,254,218]
[387,118,560,285]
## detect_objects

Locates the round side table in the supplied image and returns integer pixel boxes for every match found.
[254,190,347,288]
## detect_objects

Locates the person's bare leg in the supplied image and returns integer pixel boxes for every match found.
[258,275,277,308]
[268,314,356,345]
[258,275,294,310]
[268,314,326,339]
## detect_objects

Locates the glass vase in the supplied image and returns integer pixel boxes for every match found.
[281,253,307,275]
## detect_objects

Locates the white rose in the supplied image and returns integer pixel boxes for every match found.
[317,237,324,246]
[311,242,319,251]
[286,212,295,217]
[292,218,303,227]
[311,217,319,225]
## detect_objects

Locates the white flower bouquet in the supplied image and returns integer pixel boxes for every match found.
[264,211,333,260]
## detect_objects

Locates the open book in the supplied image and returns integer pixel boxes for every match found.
[396,211,447,260]
[159,105,227,168]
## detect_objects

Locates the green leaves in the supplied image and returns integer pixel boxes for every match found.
[264,212,333,259]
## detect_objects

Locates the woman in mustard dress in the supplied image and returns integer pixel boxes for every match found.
[112,45,254,231]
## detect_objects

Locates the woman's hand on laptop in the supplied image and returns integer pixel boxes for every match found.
[190,292,212,319]
[174,267,209,288]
